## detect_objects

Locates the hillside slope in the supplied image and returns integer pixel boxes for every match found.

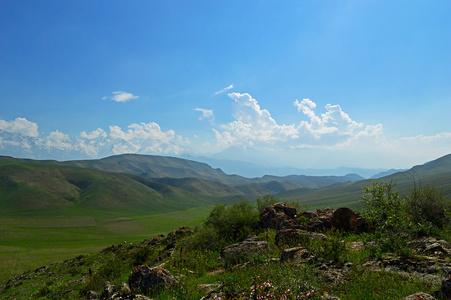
[279,153,451,209]
[0,160,220,216]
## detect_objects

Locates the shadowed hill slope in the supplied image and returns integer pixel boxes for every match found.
[0,160,223,216]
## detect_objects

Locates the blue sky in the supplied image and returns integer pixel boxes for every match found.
[1,0,450,170]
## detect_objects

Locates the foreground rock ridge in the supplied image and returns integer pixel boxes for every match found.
[2,204,451,299]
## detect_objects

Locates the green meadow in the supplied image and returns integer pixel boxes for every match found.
[0,206,213,285]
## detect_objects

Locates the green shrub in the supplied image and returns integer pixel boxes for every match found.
[182,201,261,253]
[361,181,450,257]
[404,185,450,235]
[310,229,347,262]
[361,180,405,232]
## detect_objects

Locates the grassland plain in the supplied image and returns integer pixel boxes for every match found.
[0,205,213,285]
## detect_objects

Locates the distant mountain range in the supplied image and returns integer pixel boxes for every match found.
[0,152,449,215]
[193,156,403,178]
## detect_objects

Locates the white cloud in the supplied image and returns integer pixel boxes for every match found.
[214,84,234,95]
[195,108,214,120]
[0,117,39,137]
[103,91,139,102]
[212,93,298,150]
[80,128,107,140]
[41,130,72,150]
[108,122,188,155]
[294,99,363,139]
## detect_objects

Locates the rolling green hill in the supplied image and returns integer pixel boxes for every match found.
[278,153,451,209]
[0,160,219,217]
[1,153,449,215]
[0,154,367,214]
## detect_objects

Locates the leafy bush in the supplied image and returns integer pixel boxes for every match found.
[182,201,261,252]
[361,181,405,231]
[404,185,450,234]
[361,181,450,257]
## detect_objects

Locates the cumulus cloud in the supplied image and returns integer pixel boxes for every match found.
[195,108,214,121]
[103,91,139,102]
[294,99,363,139]
[108,122,188,155]
[212,93,297,150]
[41,130,72,150]
[214,84,234,95]
[80,128,107,140]
[211,93,381,154]
[0,116,190,159]
[0,117,39,137]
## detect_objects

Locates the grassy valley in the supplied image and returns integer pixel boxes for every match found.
[0,152,450,294]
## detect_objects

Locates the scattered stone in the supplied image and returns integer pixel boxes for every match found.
[198,282,222,297]
[220,236,268,263]
[86,290,99,300]
[102,281,114,298]
[401,292,436,300]
[280,247,310,263]
[166,226,194,241]
[274,202,286,211]
[140,234,164,246]
[129,265,177,294]
[120,282,131,295]
[408,237,451,257]
[322,293,341,300]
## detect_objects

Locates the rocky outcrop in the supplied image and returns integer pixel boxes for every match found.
[261,206,294,230]
[261,203,370,233]
[408,236,451,258]
[220,236,268,263]
[128,265,177,294]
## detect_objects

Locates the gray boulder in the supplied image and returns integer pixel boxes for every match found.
[128,265,177,294]
[220,236,268,263]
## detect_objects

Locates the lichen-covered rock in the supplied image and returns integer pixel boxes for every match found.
[408,237,451,257]
[128,265,177,294]
[401,292,436,300]
[220,236,268,263]
[275,229,327,247]
[280,247,310,263]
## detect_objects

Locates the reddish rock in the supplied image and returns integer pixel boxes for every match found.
[283,206,297,219]
[260,206,292,230]
[331,207,357,232]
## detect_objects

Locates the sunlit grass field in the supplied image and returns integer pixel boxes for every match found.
[0,205,213,285]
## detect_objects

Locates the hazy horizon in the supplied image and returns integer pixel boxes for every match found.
[1,1,450,170]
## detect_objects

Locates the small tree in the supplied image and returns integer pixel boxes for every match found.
[361,180,405,231]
